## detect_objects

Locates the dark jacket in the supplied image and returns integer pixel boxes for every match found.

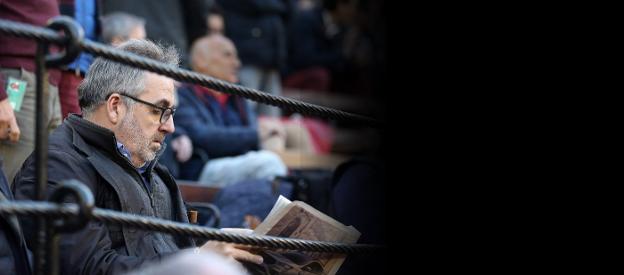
[12,115,194,275]
[0,0,61,99]
[174,85,258,180]
[217,0,291,69]
[0,166,31,275]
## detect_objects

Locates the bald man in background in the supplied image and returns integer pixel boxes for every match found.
[164,34,287,187]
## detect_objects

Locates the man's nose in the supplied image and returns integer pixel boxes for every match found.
[159,116,175,134]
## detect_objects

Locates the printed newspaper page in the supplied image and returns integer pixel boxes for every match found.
[249,196,360,275]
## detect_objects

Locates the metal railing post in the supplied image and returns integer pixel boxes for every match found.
[34,40,49,275]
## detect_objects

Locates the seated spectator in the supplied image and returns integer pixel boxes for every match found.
[101,0,214,68]
[13,40,262,275]
[170,34,287,187]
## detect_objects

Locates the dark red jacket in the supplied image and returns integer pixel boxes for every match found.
[0,0,61,99]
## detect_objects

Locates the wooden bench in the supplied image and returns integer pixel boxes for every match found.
[176,180,221,226]
[177,180,220,203]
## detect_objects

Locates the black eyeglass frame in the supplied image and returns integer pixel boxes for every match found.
[114,93,176,124]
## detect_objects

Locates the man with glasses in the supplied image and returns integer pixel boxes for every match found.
[12,39,262,275]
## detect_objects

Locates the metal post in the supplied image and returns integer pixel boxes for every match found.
[46,225,60,275]
[34,41,49,275]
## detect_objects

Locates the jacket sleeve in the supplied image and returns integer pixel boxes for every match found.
[175,90,259,158]
[12,150,172,275]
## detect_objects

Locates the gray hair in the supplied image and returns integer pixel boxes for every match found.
[78,39,179,115]
[101,12,145,44]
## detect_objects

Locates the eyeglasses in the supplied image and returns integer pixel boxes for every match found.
[118,94,176,124]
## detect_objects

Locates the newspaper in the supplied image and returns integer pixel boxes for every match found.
[247,196,360,275]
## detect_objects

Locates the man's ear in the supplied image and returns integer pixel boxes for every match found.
[106,94,124,125]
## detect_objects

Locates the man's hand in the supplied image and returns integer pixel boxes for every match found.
[258,118,286,142]
[258,118,286,151]
[171,134,193,162]
[0,98,20,142]
[199,228,263,264]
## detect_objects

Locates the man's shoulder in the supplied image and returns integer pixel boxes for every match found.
[13,141,97,200]
[48,121,74,144]
[44,122,97,174]
[46,123,85,158]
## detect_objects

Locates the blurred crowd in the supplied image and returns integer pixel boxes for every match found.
[1,0,385,274]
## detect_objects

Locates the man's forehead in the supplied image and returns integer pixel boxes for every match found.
[143,72,176,105]
[145,71,174,83]
[145,72,174,88]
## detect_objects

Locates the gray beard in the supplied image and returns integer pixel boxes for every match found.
[118,111,160,165]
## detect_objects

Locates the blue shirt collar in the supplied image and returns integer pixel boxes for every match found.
[116,142,148,173]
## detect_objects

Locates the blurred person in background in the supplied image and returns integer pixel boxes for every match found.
[56,0,99,119]
[205,4,225,35]
[101,12,147,46]
[168,34,288,187]
[2,1,65,271]
[102,0,215,68]
[0,0,63,183]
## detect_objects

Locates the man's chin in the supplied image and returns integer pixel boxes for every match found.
[140,152,157,164]
[150,142,162,151]
[141,145,161,163]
